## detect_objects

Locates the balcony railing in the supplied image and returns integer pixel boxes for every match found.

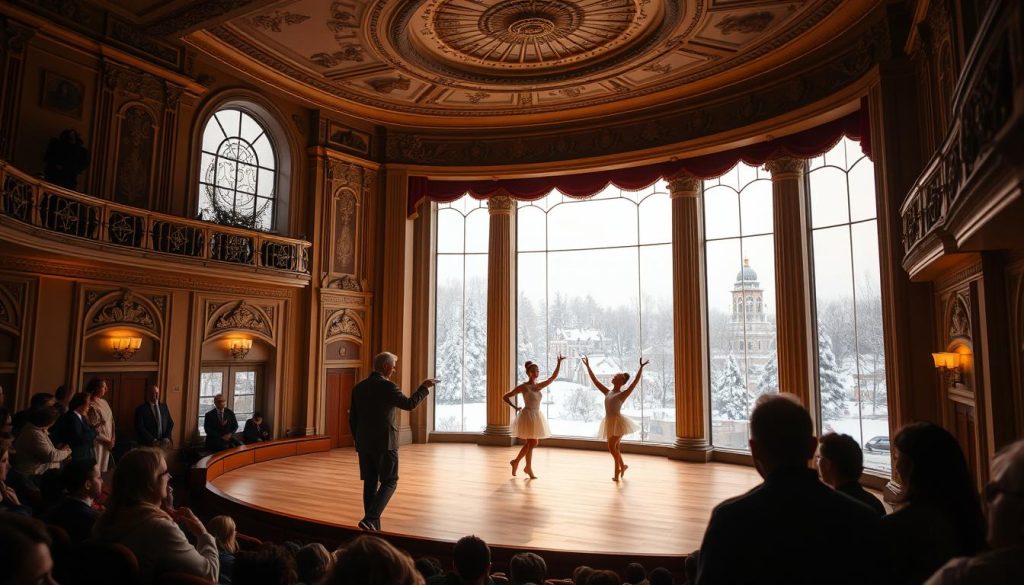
[900,0,1020,266]
[0,161,311,278]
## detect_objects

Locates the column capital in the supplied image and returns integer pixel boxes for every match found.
[666,173,700,198]
[764,156,806,179]
[487,195,515,214]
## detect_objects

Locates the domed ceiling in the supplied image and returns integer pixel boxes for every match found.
[193,0,867,127]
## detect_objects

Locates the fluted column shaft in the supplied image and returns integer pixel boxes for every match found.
[765,157,814,409]
[668,175,712,460]
[380,168,415,442]
[484,196,515,437]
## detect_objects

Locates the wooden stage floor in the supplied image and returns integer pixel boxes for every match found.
[210,443,764,556]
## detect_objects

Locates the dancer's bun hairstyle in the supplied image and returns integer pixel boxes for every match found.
[524,361,536,372]
[622,373,630,383]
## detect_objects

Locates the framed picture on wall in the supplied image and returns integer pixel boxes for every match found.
[40,70,85,119]
[325,121,371,156]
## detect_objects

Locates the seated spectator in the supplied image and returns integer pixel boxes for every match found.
[11,393,54,436]
[57,393,96,464]
[624,562,646,585]
[647,567,672,585]
[295,543,334,585]
[13,407,70,479]
[93,447,219,583]
[243,411,272,444]
[417,557,444,581]
[695,394,883,585]
[327,535,424,585]
[683,553,698,585]
[427,535,492,585]
[1,441,31,515]
[587,570,622,585]
[53,385,69,418]
[135,385,174,448]
[0,407,13,441]
[925,439,1024,584]
[509,552,546,585]
[817,432,886,516]
[43,458,101,543]
[204,394,242,452]
[233,543,297,585]
[208,515,239,584]
[573,566,595,585]
[882,422,985,585]
[0,513,57,584]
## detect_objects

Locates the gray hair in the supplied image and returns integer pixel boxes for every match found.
[373,352,398,373]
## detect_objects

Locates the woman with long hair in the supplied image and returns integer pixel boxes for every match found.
[503,355,565,479]
[883,422,986,585]
[207,515,238,584]
[84,378,114,474]
[93,447,219,583]
[582,356,648,481]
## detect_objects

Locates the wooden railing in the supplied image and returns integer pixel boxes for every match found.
[0,161,311,278]
[900,0,1021,267]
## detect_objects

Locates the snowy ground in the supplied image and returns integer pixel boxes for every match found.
[436,393,891,473]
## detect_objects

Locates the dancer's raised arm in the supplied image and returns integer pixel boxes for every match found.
[534,354,565,390]
[581,355,609,395]
[620,357,650,400]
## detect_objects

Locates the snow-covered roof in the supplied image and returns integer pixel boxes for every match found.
[583,354,622,375]
[556,328,604,342]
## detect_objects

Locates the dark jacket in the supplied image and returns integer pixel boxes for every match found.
[135,401,174,445]
[696,467,884,585]
[242,419,270,444]
[203,408,239,452]
[349,372,429,453]
[882,502,982,585]
[43,496,98,543]
[58,411,96,463]
[837,481,887,517]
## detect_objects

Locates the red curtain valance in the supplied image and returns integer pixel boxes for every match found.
[408,105,870,216]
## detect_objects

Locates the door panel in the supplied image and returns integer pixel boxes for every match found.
[325,368,356,448]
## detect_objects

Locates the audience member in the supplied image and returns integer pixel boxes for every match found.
[1,406,13,440]
[0,512,56,584]
[136,385,174,448]
[647,567,673,585]
[683,553,698,585]
[695,394,882,585]
[84,378,114,473]
[509,552,546,585]
[233,543,298,585]
[573,566,595,585]
[417,557,444,581]
[587,570,622,585]
[243,411,272,444]
[11,393,54,436]
[327,535,424,585]
[427,535,492,585]
[0,441,30,515]
[623,562,646,584]
[57,393,96,464]
[295,543,334,585]
[93,447,219,583]
[13,407,70,478]
[882,422,986,585]
[204,394,242,452]
[817,432,886,516]
[208,515,239,584]
[925,439,1024,584]
[43,458,100,543]
[53,385,69,417]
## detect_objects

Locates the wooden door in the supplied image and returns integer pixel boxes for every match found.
[325,368,356,448]
[89,372,153,448]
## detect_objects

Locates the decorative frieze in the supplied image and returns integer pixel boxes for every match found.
[213,301,272,337]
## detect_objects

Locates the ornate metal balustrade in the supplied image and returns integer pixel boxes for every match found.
[900,0,1021,269]
[0,162,311,278]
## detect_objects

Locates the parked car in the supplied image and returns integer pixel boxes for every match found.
[864,435,890,453]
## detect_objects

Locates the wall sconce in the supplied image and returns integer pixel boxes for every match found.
[110,337,142,360]
[229,338,253,360]
[932,351,964,386]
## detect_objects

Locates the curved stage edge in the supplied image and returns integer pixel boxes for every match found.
[191,437,760,576]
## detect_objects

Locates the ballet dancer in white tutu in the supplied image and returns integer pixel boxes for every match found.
[582,355,649,481]
[503,355,565,479]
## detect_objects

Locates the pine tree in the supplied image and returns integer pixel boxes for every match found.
[818,333,849,419]
[434,284,463,405]
[755,353,779,399]
[462,282,488,402]
[712,354,749,421]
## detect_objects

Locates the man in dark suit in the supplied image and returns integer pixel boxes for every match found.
[817,432,886,516]
[43,459,100,543]
[135,385,174,448]
[696,394,884,585]
[349,351,435,532]
[203,393,241,452]
[57,393,96,464]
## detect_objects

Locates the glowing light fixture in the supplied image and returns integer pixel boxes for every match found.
[932,351,964,386]
[110,337,142,360]
[229,338,253,359]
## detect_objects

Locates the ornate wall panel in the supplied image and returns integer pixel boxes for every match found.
[113,104,159,208]
[0,275,35,402]
[205,299,275,343]
[321,156,377,292]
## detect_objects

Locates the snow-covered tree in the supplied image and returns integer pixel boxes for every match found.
[434,283,463,404]
[756,353,779,397]
[818,333,849,419]
[563,386,602,421]
[462,280,487,402]
[712,354,749,420]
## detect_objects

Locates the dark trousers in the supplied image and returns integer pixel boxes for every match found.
[358,450,399,527]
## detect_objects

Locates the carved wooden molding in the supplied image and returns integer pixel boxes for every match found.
[324,308,363,340]
[85,289,164,336]
[209,300,273,339]
[0,279,25,334]
[666,174,700,197]
[948,294,971,341]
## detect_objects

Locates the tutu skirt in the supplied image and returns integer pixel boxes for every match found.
[511,407,551,439]
[597,414,641,439]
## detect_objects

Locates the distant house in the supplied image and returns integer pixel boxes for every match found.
[549,327,609,358]
[569,353,622,387]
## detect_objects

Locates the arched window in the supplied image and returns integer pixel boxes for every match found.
[198,108,278,232]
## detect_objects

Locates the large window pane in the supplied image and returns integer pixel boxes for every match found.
[809,138,889,475]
